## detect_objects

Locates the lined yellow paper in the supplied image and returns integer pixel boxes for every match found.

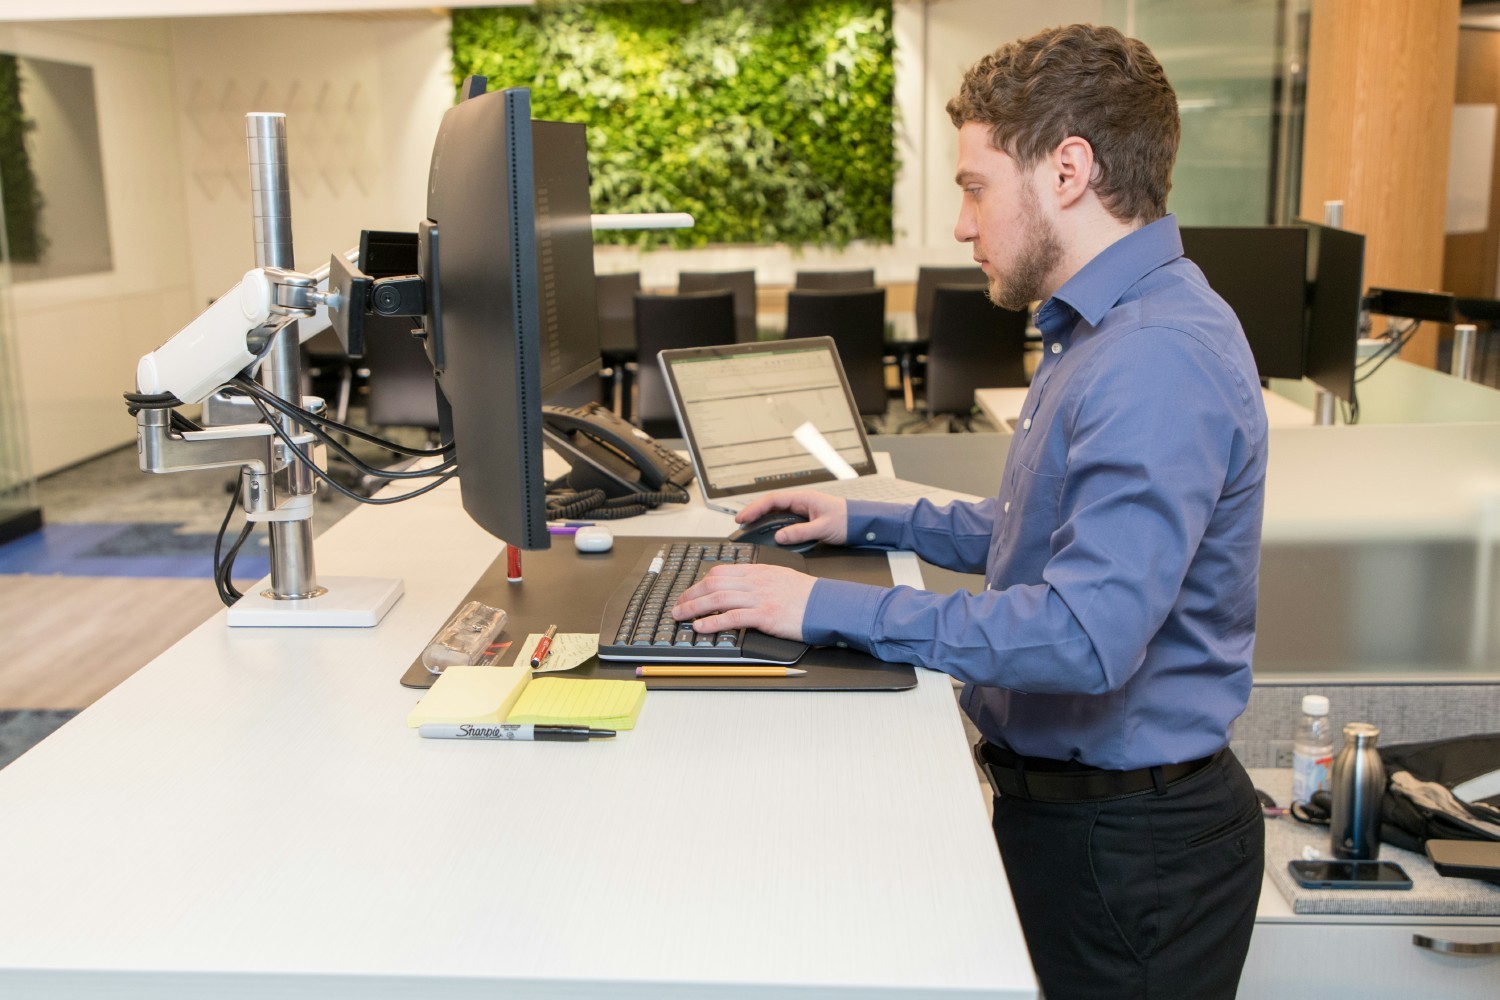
[505,677,647,730]
[405,665,532,728]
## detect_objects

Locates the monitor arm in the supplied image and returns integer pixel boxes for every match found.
[135,255,354,406]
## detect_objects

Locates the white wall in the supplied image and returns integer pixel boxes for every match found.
[167,13,451,308]
[0,19,195,476]
[0,13,452,474]
[3,4,1137,471]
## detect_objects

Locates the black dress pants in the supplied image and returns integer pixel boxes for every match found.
[992,749,1263,1000]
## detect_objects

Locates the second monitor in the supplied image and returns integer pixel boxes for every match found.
[1178,225,1309,381]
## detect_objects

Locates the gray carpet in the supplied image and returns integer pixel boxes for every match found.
[0,710,79,769]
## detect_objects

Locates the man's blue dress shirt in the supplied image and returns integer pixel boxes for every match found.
[802,216,1268,770]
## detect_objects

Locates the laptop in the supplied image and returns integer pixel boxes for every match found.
[659,337,980,514]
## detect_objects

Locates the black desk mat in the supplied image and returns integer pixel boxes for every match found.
[400,535,914,692]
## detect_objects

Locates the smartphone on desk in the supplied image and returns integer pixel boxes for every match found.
[1288,859,1413,890]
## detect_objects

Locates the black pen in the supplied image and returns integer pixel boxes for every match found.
[418,723,615,742]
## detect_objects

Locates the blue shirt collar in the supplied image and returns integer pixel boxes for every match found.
[1038,214,1184,334]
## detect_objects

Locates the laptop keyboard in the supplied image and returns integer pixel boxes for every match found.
[598,540,809,664]
[807,475,953,504]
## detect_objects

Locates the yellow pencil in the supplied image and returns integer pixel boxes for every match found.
[634,666,808,678]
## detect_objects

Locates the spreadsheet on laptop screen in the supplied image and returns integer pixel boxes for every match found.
[669,344,874,492]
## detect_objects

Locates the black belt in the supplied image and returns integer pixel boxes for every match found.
[974,742,1220,803]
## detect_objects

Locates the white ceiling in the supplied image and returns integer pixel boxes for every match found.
[0,1,523,21]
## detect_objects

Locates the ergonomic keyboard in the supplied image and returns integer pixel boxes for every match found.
[597,539,810,664]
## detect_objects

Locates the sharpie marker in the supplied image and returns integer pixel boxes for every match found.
[419,723,615,742]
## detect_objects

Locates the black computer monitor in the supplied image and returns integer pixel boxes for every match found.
[1301,221,1366,405]
[418,83,601,551]
[1178,226,1308,380]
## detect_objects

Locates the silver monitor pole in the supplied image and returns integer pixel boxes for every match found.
[1313,199,1345,426]
[246,112,323,602]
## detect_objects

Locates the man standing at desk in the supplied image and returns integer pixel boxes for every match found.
[674,23,1267,1000]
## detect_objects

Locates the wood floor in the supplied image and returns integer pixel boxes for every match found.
[0,575,226,709]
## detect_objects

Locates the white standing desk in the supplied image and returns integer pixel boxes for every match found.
[0,460,1033,998]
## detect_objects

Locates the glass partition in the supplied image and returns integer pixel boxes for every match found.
[1106,0,1309,225]
[0,167,41,543]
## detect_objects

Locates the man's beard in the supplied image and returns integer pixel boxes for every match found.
[989,182,1062,312]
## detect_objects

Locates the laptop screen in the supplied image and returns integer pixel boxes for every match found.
[660,337,878,499]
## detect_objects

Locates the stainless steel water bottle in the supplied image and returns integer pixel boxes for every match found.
[1329,722,1385,860]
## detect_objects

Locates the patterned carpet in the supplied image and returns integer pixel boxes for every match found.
[0,443,359,580]
[0,710,78,770]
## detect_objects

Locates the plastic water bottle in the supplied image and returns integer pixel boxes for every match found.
[1290,694,1333,805]
[1330,722,1386,860]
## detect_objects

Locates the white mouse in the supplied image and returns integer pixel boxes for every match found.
[573,525,614,553]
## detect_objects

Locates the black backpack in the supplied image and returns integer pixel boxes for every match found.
[1378,733,1500,852]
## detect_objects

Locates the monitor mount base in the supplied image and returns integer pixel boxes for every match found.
[226,575,404,628]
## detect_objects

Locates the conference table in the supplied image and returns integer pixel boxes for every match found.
[0,453,1035,998]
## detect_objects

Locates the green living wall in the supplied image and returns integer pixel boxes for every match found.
[451,0,895,248]
[0,54,44,264]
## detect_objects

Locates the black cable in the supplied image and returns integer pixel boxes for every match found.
[212,486,253,606]
[228,379,456,483]
[123,391,183,408]
[240,392,458,505]
[544,483,690,521]
[228,377,451,458]
[1356,319,1419,378]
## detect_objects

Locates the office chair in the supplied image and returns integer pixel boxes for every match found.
[921,285,1029,430]
[632,289,738,438]
[914,265,988,340]
[895,265,989,413]
[300,327,360,425]
[785,287,889,426]
[678,269,758,344]
[596,271,641,417]
[794,268,876,290]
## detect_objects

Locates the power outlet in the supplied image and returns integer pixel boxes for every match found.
[1271,740,1295,768]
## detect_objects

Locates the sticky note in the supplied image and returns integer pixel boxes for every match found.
[505,677,647,730]
[510,632,599,673]
[406,665,532,728]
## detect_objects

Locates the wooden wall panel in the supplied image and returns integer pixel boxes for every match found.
[1300,0,1460,367]
[1442,28,1500,302]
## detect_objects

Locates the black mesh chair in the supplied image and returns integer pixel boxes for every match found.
[301,327,360,424]
[632,289,738,438]
[923,284,1029,429]
[678,269,758,343]
[785,287,889,424]
[795,268,876,290]
[914,265,988,340]
[896,265,989,412]
[596,271,641,417]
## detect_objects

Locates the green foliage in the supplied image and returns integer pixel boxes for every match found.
[451,1,895,249]
[0,54,44,264]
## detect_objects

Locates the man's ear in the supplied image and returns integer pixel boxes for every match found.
[1050,136,1095,209]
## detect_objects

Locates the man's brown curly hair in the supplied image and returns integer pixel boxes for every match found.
[946,23,1180,224]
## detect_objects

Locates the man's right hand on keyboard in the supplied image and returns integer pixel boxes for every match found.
[671,562,817,643]
[736,491,849,547]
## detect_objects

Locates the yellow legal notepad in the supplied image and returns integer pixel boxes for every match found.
[505,677,647,731]
[405,665,532,728]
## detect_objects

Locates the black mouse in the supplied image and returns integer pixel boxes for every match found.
[729,511,817,553]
